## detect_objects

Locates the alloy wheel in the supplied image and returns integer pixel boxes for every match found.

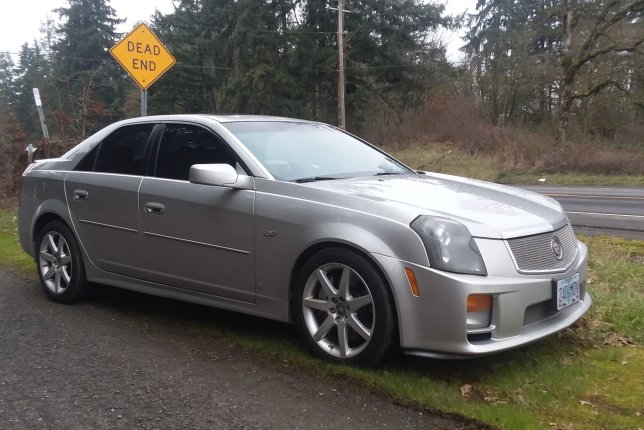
[39,231,73,295]
[301,263,375,359]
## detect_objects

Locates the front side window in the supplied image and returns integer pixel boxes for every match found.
[155,124,239,181]
[94,124,154,175]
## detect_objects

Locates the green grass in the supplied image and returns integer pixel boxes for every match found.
[497,173,644,187]
[0,207,34,273]
[388,143,644,186]
[581,236,644,344]
[389,143,502,183]
[2,207,642,429]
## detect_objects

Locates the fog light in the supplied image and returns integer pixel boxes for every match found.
[467,294,492,329]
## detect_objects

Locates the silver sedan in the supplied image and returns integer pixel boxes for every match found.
[17,115,591,364]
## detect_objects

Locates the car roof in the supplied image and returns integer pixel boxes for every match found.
[206,114,315,123]
[115,114,317,125]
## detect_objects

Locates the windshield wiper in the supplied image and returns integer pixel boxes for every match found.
[375,172,403,176]
[293,176,341,183]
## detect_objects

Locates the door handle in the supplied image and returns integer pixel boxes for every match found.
[145,202,166,215]
[73,189,89,201]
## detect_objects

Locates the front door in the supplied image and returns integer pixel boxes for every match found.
[139,123,256,302]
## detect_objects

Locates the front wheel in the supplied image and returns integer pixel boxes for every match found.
[293,248,396,365]
[36,220,88,303]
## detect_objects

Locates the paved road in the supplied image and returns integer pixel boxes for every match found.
[0,269,481,430]
[520,186,644,240]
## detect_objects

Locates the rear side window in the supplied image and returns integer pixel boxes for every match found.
[75,144,99,171]
[94,124,154,175]
[155,124,239,181]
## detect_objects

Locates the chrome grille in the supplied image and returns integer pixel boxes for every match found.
[506,224,578,273]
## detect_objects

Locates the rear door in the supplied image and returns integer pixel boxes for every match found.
[66,123,155,278]
[139,123,256,302]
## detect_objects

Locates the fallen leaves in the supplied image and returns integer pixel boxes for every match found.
[458,384,514,406]
[482,390,508,405]
[511,388,526,404]
[548,423,574,430]
[603,332,635,348]
[459,384,472,398]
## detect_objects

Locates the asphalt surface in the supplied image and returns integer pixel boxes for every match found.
[520,186,644,240]
[0,269,481,430]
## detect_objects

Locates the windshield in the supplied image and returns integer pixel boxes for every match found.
[222,121,411,182]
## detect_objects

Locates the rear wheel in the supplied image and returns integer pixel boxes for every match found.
[36,221,88,303]
[294,248,396,365]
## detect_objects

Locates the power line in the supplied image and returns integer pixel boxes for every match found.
[0,52,446,73]
[1,48,639,73]
[155,21,338,34]
[3,48,636,63]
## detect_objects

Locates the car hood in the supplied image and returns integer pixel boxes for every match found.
[305,173,567,239]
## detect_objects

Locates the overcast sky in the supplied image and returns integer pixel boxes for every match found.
[0,0,176,55]
[0,0,476,61]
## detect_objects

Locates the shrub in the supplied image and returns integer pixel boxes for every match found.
[363,95,644,176]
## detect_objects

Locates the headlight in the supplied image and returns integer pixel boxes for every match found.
[410,216,487,276]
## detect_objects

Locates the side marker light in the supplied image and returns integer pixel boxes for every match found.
[404,268,420,297]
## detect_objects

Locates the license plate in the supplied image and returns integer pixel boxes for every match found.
[554,273,580,311]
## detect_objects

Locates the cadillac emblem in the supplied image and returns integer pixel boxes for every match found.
[551,236,563,261]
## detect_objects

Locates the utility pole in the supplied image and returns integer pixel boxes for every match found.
[337,0,346,129]
[328,1,351,129]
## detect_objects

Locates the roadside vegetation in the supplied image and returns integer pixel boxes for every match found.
[372,96,644,187]
[0,206,33,273]
[388,141,644,186]
[1,205,641,429]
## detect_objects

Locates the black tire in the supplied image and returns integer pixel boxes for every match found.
[36,220,88,303]
[293,247,396,365]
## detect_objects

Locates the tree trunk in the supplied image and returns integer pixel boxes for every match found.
[557,0,577,147]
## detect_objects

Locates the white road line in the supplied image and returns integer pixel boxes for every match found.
[567,211,644,219]
[545,193,644,201]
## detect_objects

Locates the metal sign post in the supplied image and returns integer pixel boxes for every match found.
[141,89,147,116]
[29,88,49,163]
[32,88,49,139]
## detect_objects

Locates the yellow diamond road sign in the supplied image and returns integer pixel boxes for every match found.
[110,23,176,91]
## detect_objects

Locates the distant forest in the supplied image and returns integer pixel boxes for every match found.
[0,0,642,191]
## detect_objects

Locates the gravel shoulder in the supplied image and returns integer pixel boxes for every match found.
[0,269,479,430]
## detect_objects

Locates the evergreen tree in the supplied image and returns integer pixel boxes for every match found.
[0,52,15,117]
[290,0,339,122]
[341,0,451,123]
[151,0,452,132]
[54,0,123,74]
[12,43,51,138]
[52,0,125,138]
[150,0,238,114]
[228,0,299,115]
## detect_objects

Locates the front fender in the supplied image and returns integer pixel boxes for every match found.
[253,189,428,323]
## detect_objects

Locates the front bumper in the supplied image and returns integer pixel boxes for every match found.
[373,240,590,356]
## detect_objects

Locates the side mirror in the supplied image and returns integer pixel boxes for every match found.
[189,164,240,187]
